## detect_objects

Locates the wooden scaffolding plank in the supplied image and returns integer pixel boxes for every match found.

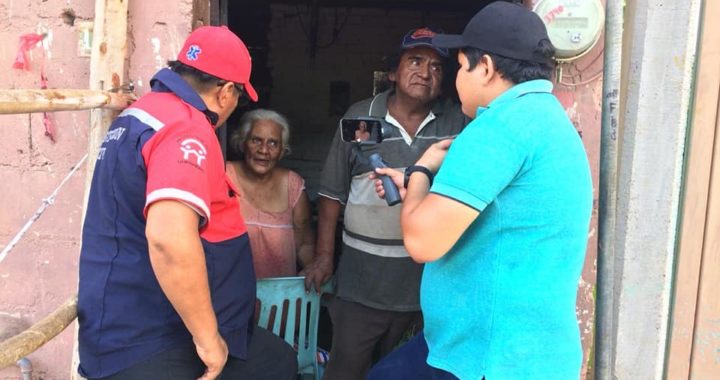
[0,296,78,369]
[690,78,720,379]
[666,0,720,377]
[0,89,134,114]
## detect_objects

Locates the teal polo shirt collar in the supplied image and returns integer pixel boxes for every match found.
[475,79,553,117]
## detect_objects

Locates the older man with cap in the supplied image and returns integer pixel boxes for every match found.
[300,27,467,380]
[77,26,297,380]
[368,2,593,379]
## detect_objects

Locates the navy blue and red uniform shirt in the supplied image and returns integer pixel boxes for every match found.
[77,69,256,378]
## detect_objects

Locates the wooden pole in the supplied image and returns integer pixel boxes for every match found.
[71,1,130,378]
[0,295,78,369]
[84,0,129,208]
[192,0,210,29]
[0,89,135,114]
[666,0,720,377]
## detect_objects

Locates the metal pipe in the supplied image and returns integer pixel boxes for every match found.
[16,357,32,380]
[596,0,624,379]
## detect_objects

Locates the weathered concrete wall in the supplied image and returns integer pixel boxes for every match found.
[0,1,94,379]
[126,0,194,97]
[611,0,701,378]
[0,1,193,379]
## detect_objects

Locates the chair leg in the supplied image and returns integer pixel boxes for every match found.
[315,362,322,380]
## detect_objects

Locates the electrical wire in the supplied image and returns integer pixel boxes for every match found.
[556,47,605,87]
[0,154,87,264]
[558,70,603,87]
[295,5,351,51]
[317,7,352,49]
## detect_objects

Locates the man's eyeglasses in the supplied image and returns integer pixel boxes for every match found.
[218,81,251,107]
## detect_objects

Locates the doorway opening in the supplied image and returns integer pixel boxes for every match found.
[222,0,502,196]
[218,0,517,358]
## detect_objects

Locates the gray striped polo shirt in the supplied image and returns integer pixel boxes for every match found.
[319,89,468,311]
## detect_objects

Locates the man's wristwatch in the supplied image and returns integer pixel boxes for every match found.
[404,165,434,189]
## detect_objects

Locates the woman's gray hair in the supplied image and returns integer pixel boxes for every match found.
[230,109,292,155]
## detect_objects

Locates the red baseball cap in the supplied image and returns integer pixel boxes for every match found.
[178,26,258,102]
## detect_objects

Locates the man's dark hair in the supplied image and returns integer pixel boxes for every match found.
[167,60,225,93]
[385,50,404,73]
[460,39,555,84]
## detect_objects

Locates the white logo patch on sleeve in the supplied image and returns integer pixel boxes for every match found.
[180,138,208,166]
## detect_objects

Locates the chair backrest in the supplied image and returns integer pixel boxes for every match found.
[256,276,323,376]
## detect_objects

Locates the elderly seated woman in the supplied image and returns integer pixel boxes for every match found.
[226,109,314,278]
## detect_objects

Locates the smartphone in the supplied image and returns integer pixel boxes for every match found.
[340,117,384,143]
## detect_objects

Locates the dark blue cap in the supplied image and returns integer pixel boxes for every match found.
[401,27,449,58]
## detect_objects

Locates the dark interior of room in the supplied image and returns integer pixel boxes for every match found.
[220,0,519,354]
[223,0,510,166]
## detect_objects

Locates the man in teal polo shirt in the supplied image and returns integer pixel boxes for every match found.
[368,2,592,379]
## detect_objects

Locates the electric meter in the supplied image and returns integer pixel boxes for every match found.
[533,0,605,60]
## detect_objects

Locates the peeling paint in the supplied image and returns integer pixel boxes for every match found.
[151,37,161,54]
[0,4,9,28]
[0,311,22,318]
[61,8,76,26]
[151,36,163,70]
[672,55,683,69]
[38,25,53,60]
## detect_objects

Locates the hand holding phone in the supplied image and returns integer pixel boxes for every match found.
[339,117,401,206]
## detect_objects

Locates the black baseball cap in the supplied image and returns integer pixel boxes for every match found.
[432,2,552,64]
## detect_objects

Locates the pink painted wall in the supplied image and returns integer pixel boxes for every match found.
[0,1,95,378]
[126,0,194,97]
[0,1,192,378]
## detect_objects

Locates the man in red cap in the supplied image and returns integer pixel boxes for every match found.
[77,26,297,380]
